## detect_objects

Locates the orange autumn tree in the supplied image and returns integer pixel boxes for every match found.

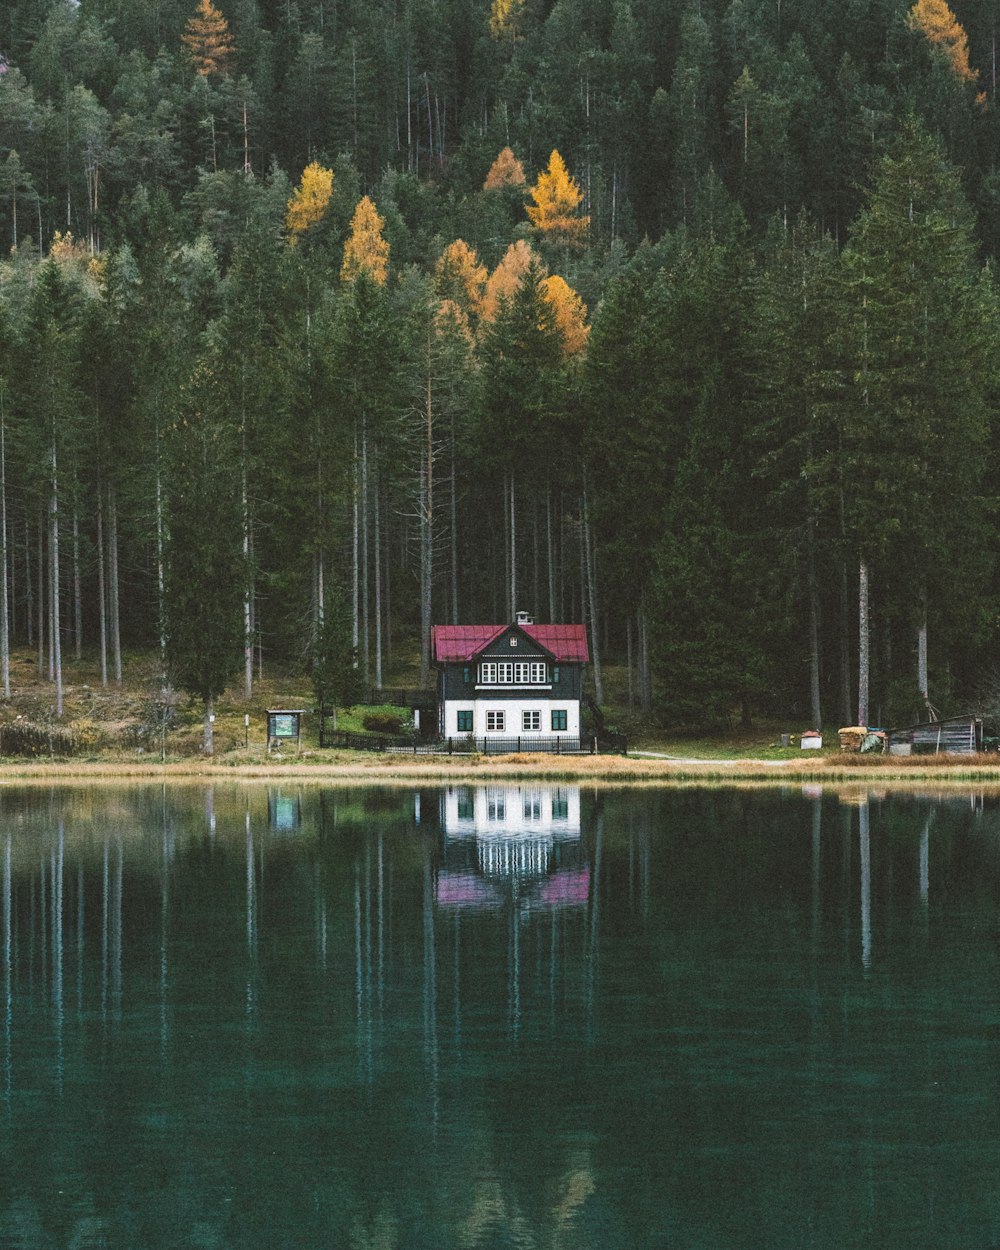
[907,0,977,84]
[483,146,526,191]
[541,274,589,356]
[285,161,334,242]
[480,240,539,323]
[182,0,235,77]
[341,195,389,285]
[434,239,487,319]
[526,150,589,249]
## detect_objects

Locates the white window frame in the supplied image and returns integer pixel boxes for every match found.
[530,661,547,683]
[486,710,505,732]
[514,661,531,684]
[497,661,514,683]
[480,661,497,684]
[522,709,541,732]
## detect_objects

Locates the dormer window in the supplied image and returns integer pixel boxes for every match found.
[510,637,517,646]
[479,660,548,684]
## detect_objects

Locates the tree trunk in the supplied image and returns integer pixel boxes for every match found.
[203,696,214,755]
[581,477,603,705]
[917,586,929,715]
[806,513,822,729]
[36,512,44,679]
[374,470,383,690]
[857,557,870,727]
[351,427,359,660]
[155,425,166,671]
[50,442,62,717]
[626,615,634,713]
[546,484,556,623]
[96,489,107,688]
[361,420,370,683]
[509,473,516,618]
[108,484,121,686]
[420,368,432,684]
[72,500,81,661]
[25,510,32,650]
[242,453,253,700]
[450,422,458,625]
[0,394,9,697]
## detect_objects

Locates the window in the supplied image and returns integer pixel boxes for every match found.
[509,636,518,646]
[551,709,567,731]
[514,661,531,683]
[456,710,472,733]
[553,666,560,684]
[552,794,569,820]
[530,662,547,683]
[463,666,470,684]
[486,710,505,732]
[480,661,497,683]
[457,792,474,820]
[522,710,540,732]
[497,662,514,683]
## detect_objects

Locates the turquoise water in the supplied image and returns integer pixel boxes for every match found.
[1,782,1000,1248]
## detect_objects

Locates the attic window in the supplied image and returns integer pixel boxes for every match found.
[510,637,517,646]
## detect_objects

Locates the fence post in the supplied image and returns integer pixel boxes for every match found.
[591,736,596,754]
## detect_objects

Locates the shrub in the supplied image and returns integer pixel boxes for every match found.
[362,712,403,735]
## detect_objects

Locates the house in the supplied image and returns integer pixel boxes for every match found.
[431,611,589,744]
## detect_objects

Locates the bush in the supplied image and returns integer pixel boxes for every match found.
[362,712,403,735]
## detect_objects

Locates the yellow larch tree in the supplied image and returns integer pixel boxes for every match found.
[907,0,977,84]
[285,161,334,243]
[541,274,589,357]
[434,239,487,319]
[434,298,474,348]
[483,146,526,191]
[489,0,525,39]
[526,150,589,249]
[341,195,389,285]
[480,240,540,323]
[181,0,235,77]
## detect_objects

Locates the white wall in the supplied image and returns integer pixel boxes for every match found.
[441,697,580,737]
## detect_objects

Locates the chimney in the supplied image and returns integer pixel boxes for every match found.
[515,610,533,626]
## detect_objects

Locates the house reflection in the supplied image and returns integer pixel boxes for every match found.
[436,785,588,912]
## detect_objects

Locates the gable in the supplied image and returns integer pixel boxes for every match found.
[432,623,589,664]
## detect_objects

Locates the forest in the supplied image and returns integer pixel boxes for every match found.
[1,0,999,734]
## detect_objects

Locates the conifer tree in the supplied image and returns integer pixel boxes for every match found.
[483,147,526,191]
[285,161,334,243]
[526,150,589,249]
[341,195,389,286]
[907,0,977,84]
[480,240,540,323]
[434,239,487,321]
[541,274,589,357]
[181,0,235,78]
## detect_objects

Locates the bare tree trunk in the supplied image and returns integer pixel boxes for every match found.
[72,500,81,661]
[420,370,432,684]
[0,393,9,697]
[96,489,107,688]
[546,484,556,623]
[352,427,359,661]
[917,586,929,715]
[626,615,634,713]
[242,451,253,700]
[108,484,121,686]
[361,421,370,684]
[857,557,869,727]
[374,470,383,690]
[450,422,458,624]
[581,477,603,705]
[806,513,821,729]
[50,442,62,717]
[37,512,44,678]
[839,558,851,726]
[384,486,392,667]
[509,473,516,618]
[155,425,166,671]
[203,696,214,755]
[25,511,32,650]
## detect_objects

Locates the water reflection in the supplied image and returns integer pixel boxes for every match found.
[0,784,999,1246]
[437,785,587,913]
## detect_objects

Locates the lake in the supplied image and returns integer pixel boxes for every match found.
[1,781,999,1248]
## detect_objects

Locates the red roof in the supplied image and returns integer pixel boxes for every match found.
[432,623,589,663]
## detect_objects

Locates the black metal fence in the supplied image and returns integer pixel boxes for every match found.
[319,728,627,755]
